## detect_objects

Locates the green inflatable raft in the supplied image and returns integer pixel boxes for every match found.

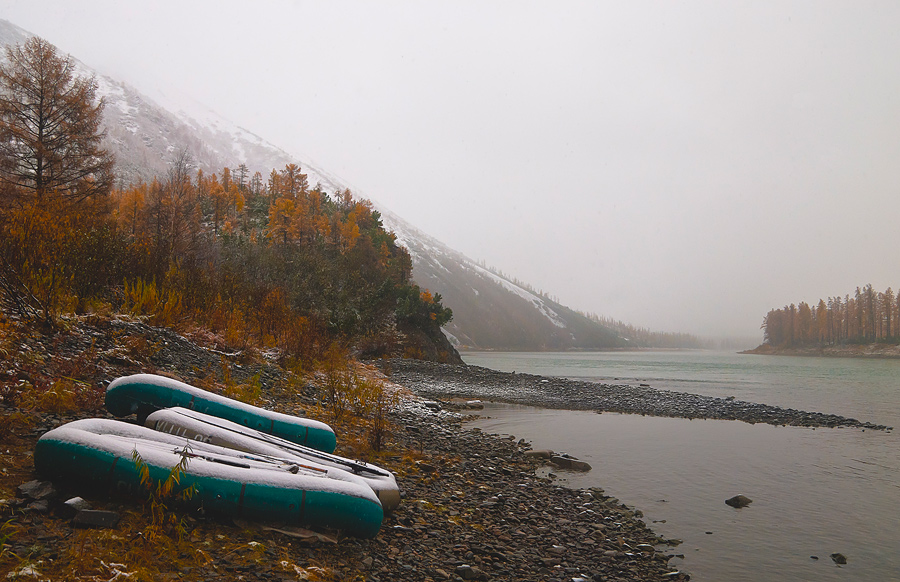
[105,374,336,453]
[35,418,382,538]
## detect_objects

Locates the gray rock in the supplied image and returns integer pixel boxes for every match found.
[525,450,553,459]
[58,496,91,518]
[27,500,50,513]
[65,497,91,511]
[831,553,847,565]
[549,456,592,472]
[16,480,56,501]
[725,494,753,508]
[454,564,488,580]
[73,509,121,529]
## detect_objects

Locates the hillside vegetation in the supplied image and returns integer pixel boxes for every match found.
[0,37,457,367]
[0,35,467,580]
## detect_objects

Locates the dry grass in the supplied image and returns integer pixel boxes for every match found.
[0,314,418,581]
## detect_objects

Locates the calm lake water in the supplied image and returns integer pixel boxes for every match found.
[461,351,900,582]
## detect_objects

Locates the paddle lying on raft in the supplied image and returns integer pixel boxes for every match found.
[145,407,401,512]
[105,374,336,453]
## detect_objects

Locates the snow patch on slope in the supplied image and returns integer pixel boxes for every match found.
[469,264,567,328]
[379,205,569,330]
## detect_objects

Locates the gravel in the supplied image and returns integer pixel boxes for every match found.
[382,358,891,431]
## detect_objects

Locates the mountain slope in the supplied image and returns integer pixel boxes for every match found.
[379,208,624,350]
[1,20,625,351]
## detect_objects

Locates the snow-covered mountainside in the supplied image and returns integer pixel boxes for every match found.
[379,207,623,349]
[0,20,343,189]
[0,19,624,350]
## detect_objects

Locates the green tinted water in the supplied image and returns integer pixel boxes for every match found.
[462,351,900,581]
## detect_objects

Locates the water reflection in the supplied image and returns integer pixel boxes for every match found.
[468,404,899,581]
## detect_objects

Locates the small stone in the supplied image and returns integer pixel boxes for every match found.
[16,480,56,501]
[725,495,753,508]
[27,500,49,513]
[73,509,121,529]
[58,497,91,518]
[65,497,91,511]
[549,456,592,472]
[454,564,487,580]
[831,553,847,565]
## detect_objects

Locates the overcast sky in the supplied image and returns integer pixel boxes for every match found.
[3,1,899,338]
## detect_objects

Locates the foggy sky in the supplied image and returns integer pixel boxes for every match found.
[3,1,899,339]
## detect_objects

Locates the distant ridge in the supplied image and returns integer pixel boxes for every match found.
[378,207,623,349]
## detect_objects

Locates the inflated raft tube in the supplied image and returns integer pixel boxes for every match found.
[105,374,336,453]
[145,407,401,513]
[34,419,382,538]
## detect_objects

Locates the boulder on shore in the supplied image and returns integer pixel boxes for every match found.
[725,494,753,508]
[549,455,592,472]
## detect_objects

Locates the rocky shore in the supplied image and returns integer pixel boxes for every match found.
[1,317,687,581]
[2,402,686,582]
[743,343,900,359]
[382,359,892,431]
[14,318,892,580]
[353,402,687,581]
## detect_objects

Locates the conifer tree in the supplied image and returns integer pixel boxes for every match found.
[0,37,114,202]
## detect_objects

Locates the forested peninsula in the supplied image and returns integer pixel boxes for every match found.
[746,283,900,358]
[0,37,457,365]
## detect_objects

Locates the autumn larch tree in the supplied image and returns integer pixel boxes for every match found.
[0,36,114,202]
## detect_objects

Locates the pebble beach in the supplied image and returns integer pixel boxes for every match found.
[8,319,888,580]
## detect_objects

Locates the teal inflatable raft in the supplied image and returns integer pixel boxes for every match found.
[105,374,336,453]
[145,407,401,512]
[35,419,382,538]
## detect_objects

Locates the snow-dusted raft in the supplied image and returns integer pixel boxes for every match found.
[146,407,401,513]
[34,419,382,538]
[105,374,336,453]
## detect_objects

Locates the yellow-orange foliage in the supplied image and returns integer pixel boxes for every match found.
[0,193,113,320]
[1,157,438,370]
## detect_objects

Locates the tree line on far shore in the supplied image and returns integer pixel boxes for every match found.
[762,284,900,348]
